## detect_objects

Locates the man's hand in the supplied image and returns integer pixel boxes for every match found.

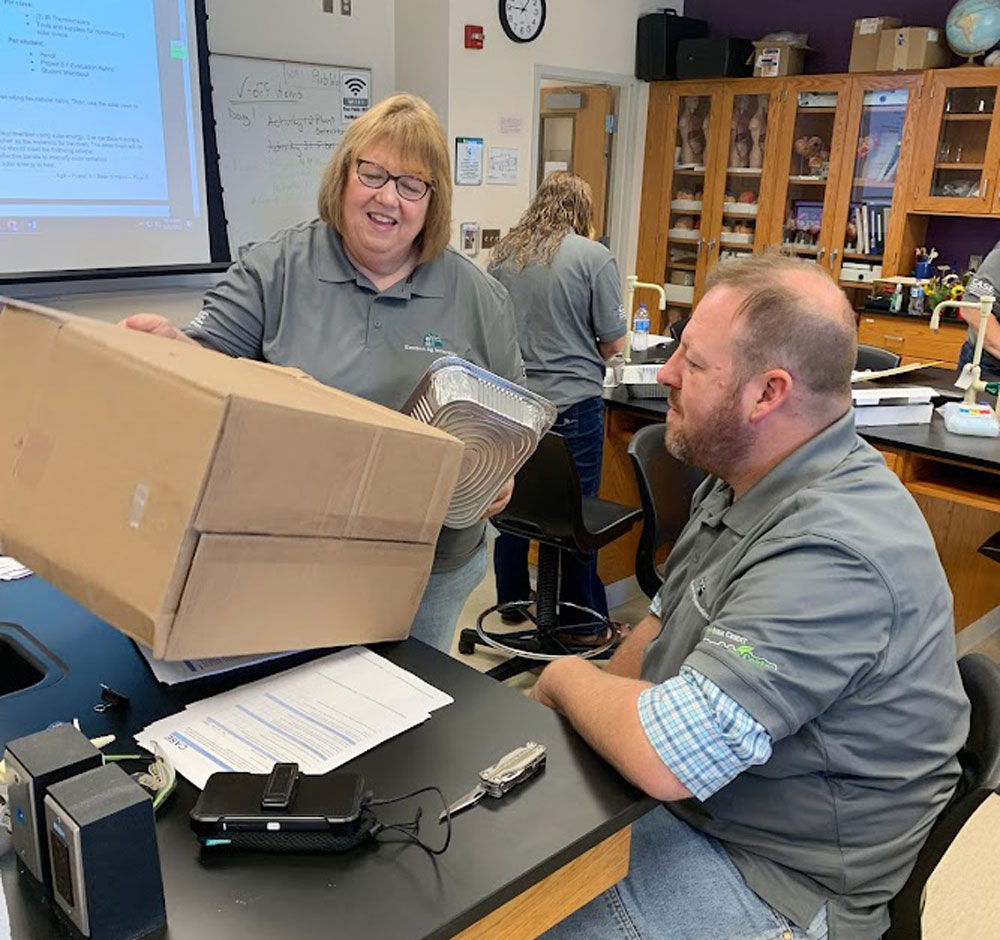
[528,669,560,711]
[481,477,514,520]
[120,313,198,344]
[527,656,692,802]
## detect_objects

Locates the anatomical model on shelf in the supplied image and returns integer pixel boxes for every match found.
[678,97,706,166]
[729,97,751,168]
[793,135,830,177]
[748,95,768,169]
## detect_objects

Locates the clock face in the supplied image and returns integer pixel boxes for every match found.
[499,0,546,43]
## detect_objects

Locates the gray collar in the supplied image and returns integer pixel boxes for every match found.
[314,225,445,299]
[718,409,857,537]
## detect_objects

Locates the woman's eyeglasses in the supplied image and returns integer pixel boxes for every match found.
[356,160,432,201]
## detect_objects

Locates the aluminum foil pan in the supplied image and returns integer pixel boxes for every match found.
[401,357,557,528]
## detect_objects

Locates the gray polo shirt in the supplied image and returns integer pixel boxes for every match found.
[184,219,524,571]
[488,233,626,411]
[963,240,1000,379]
[642,411,969,940]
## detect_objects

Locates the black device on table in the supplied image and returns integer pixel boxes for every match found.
[190,766,377,851]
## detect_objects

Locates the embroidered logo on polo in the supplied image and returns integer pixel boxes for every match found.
[403,333,457,355]
[702,625,778,672]
[690,579,778,671]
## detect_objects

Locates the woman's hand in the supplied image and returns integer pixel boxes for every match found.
[120,314,198,344]
[481,477,514,519]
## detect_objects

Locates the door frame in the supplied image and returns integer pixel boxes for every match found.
[532,65,644,289]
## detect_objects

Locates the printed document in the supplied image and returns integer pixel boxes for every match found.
[135,647,452,789]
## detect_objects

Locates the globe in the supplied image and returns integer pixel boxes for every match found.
[946,0,1000,60]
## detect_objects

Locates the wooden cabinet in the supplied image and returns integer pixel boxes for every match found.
[827,75,923,281]
[636,72,926,318]
[702,83,785,274]
[763,76,853,267]
[910,68,1000,215]
[857,312,967,368]
[635,81,727,332]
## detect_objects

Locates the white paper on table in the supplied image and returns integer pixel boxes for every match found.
[135,643,300,686]
[135,647,452,789]
[0,557,32,581]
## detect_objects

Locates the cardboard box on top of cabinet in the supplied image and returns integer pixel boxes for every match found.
[848,16,903,72]
[751,41,804,77]
[0,298,464,660]
[876,27,950,72]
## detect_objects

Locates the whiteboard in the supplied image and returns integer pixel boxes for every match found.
[208,54,372,256]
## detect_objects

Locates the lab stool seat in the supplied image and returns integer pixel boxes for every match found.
[459,432,642,682]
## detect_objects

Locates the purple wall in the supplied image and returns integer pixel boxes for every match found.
[684,1,959,74]
[925,216,1000,274]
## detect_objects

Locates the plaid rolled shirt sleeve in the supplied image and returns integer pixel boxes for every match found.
[637,664,773,801]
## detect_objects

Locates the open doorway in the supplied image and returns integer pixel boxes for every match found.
[538,82,617,241]
[532,66,643,278]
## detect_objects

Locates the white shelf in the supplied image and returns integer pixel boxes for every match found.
[722,202,759,217]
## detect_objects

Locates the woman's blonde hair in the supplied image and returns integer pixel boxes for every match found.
[490,171,593,269]
[317,93,452,263]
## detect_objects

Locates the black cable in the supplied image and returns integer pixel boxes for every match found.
[367,786,452,855]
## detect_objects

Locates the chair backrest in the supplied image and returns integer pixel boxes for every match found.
[885,653,1000,940]
[856,343,902,372]
[492,432,585,547]
[668,314,690,344]
[626,423,706,599]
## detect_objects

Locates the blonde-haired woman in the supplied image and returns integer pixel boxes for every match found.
[124,94,523,653]
[488,171,626,632]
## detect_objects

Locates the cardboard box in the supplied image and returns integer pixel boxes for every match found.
[752,41,804,77]
[876,27,951,72]
[0,298,464,659]
[849,16,903,72]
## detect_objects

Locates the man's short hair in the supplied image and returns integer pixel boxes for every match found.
[705,254,857,399]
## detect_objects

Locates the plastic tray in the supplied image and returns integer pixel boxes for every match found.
[625,383,669,399]
[401,357,557,528]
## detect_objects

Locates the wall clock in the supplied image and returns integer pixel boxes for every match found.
[499,0,546,43]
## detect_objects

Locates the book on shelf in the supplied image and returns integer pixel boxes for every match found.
[850,201,891,255]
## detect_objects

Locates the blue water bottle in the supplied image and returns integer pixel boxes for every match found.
[633,303,650,351]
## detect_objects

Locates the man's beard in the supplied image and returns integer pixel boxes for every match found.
[665,387,754,478]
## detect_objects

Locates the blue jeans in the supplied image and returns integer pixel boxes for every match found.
[408,541,488,653]
[540,807,829,940]
[494,396,609,624]
[958,338,1000,381]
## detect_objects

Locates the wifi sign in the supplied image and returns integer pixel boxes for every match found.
[340,71,370,123]
[344,77,366,97]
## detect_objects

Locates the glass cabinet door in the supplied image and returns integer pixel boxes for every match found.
[707,90,776,271]
[913,76,1000,213]
[930,86,995,199]
[662,94,714,325]
[834,85,914,282]
[774,86,846,267]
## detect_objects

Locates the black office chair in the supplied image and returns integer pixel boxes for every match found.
[885,653,1000,940]
[856,344,902,372]
[459,432,642,682]
[668,314,690,345]
[626,423,706,599]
